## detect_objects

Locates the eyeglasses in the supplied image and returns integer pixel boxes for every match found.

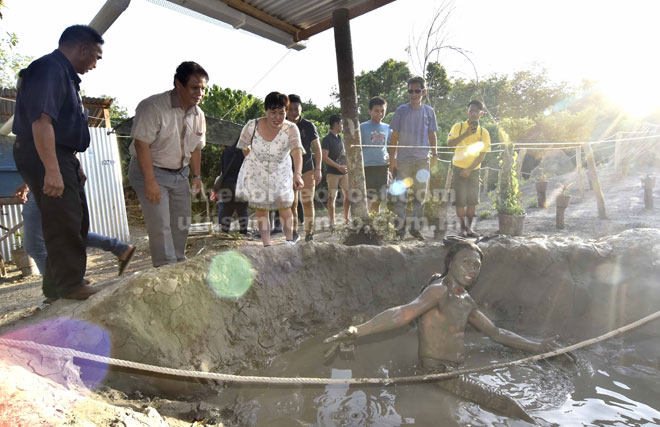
[408,89,423,94]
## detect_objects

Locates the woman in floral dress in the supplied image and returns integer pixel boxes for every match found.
[236,92,304,247]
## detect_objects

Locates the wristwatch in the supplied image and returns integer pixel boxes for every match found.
[192,174,202,179]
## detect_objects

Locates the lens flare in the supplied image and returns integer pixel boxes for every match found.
[206,251,254,298]
[1,318,111,390]
[389,180,407,196]
[402,177,414,188]
[415,168,430,183]
[466,141,485,155]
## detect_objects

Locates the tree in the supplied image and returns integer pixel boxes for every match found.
[351,59,411,121]
[0,4,32,88]
[199,85,263,124]
[300,99,339,137]
[425,61,451,102]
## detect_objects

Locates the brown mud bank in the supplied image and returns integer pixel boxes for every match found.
[1,229,659,398]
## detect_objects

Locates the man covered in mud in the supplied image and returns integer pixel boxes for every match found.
[325,237,558,422]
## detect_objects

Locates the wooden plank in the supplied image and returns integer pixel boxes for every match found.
[219,0,300,35]
[103,107,112,129]
[0,221,23,244]
[296,0,397,41]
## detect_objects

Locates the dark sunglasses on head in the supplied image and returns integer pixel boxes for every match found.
[408,89,423,94]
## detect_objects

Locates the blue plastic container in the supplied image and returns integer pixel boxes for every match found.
[0,138,23,198]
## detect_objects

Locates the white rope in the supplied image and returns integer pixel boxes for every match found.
[0,309,658,385]
[352,133,660,151]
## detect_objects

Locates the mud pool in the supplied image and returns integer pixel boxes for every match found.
[2,231,660,425]
[214,330,659,426]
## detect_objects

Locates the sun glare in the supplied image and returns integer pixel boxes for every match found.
[599,77,660,118]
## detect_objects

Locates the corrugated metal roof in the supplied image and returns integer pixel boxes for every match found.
[0,87,113,127]
[159,0,396,49]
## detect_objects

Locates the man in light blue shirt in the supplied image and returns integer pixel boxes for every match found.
[360,96,391,213]
[388,76,438,240]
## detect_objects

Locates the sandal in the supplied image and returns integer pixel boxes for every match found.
[118,245,136,276]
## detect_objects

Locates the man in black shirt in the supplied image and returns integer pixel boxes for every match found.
[322,115,349,229]
[13,25,104,300]
[287,94,321,242]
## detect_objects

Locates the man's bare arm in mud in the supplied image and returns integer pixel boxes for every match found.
[468,309,559,353]
[325,284,447,344]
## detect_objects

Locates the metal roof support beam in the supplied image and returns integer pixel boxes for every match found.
[219,0,300,35]
[297,0,396,42]
[89,0,132,35]
[332,8,368,220]
[164,0,306,50]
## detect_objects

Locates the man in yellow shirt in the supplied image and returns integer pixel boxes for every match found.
[447,100,490,237]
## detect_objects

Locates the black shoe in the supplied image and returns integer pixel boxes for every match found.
[305,234,314,242]
[395,229,406,240]
[292,232,300,243]
[409,229,425,241]
[271,227,283,235]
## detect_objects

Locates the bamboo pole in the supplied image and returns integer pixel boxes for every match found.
[584,143,608,219]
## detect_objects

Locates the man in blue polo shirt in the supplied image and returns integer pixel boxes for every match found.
[388,76,438,240]
[12,25,104,300]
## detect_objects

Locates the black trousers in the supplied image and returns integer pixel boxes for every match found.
[14,139,89,298]
[218,183,248,234]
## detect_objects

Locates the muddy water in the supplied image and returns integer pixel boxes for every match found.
[212,328,660,426]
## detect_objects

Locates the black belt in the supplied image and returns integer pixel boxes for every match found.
[155,166,184,173]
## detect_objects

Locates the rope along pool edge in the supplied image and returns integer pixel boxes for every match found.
[0,309,658,385]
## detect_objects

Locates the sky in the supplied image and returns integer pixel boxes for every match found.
[2,0,660,118]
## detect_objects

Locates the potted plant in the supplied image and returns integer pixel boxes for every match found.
[496,142,526,236]
[555,182,573,229]
[12,232,37,277]
[534,169,549,208]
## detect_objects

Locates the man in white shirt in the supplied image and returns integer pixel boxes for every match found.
[128,61,207,267]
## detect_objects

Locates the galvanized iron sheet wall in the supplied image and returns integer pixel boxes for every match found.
[0,202,23,262]
[79,128,130,244]
[0,128,130,262]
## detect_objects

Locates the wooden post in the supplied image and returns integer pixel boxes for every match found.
[515,148,527,180]
[614,132,622,177]
[576,146,585,198]
[103,107,112,129]
[332,9,368,221]
[556,196,571,229]
[435,166,454,238]
[584,143,608,219]
[482,168,489,195]
[641,175,655,210]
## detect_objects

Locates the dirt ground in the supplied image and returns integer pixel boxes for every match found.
[0,162,659,426]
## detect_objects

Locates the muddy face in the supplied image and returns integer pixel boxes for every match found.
[448,248,482,289]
